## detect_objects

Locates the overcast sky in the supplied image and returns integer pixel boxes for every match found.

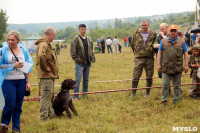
[0,0,197,24]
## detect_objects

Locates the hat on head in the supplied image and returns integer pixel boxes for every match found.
[192,44,200,50]
[168,24,179,31]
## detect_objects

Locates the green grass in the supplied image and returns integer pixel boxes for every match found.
[1,44,200,133]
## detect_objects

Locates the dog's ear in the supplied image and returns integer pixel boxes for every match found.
[68,79,72,88]
[61,79,68,90]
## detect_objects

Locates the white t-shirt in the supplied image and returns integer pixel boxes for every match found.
[106,39,112,45]
[5,48,25,80]
[113,38,119,45]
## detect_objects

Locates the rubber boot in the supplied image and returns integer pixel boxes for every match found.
[130,81,138,97]
[144,79,152,98]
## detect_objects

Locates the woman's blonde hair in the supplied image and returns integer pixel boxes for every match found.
[7,30,21,42]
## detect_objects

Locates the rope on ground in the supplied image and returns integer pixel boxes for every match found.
[30,73,190,86]
[23,82,199,101]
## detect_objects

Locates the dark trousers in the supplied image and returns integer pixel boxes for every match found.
[118,45,122,53]
[1,79,26,131]
[107,45,112,53]
[101,46,105,53]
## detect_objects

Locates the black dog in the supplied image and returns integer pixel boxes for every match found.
[0,123,8,133]
[53,79,78,118]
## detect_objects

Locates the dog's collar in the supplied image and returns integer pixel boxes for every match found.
[60,89,69,92]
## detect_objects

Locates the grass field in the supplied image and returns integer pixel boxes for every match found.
[0,43,200,133]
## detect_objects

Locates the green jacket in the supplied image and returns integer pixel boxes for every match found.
[55,43,60,50]
[70,35,95,64]
[188,54,200,74]
[162,37,184,74]
[35,37,59,79]
[131,29,157,58]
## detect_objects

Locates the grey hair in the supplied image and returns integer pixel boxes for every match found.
[44,27,56,35]
[160,23,168,28]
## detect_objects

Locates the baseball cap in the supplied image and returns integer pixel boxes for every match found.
[168,24,179,31]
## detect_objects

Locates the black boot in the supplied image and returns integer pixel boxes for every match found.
[144,79,152,98]
[130,81,138,97]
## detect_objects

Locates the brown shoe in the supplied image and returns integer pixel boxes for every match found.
[12,128,20,133]
[0,123,8,133]
[161,100,168,106]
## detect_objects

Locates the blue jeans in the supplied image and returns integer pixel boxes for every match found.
[1,79,26,131]
[107,45,113,53]
[73,63,91,99]
[124,42,127,47]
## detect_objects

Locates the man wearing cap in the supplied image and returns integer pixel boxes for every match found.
[70,24,95,100]
[130,20,157,98]
[157,24,188,104]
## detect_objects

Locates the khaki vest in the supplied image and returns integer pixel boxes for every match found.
[162,37,184,74]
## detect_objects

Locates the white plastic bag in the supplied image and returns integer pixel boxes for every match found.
[197,67,200,79]
[0,88,5,110]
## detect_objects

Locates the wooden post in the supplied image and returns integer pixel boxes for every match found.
[39,81,41,96]
[190,22,192,47]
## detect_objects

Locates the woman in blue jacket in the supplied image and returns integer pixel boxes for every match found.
[0,31,33,132]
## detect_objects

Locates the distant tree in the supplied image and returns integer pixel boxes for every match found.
[114,18,123,29]
[135,17,143,24]
[187,13,195,23]
[64,26,76,38]
[105,21,113,28]
[55,26,76,40]
[18,29,28,35]
[94,21,100,30]
[0,9,8,41]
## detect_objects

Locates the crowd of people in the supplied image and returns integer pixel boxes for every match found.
[55,41,67,55]
[0,20,200,132]
[94,35,132,54]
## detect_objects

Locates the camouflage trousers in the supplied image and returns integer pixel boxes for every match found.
[133,57,154,82]
[190,72,200,97]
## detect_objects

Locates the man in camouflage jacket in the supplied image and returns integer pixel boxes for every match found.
[130,20,157,98]
[188,45,200,99]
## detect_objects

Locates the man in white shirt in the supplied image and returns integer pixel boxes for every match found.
[105,37,113,53]
[112,36,119,53]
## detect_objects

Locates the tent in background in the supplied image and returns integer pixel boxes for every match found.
[21,36,41,53]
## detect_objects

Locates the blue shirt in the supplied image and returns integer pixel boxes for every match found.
[191,34,198,42]
[159,36,188,52]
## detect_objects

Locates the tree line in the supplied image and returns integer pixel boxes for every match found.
[0,9,197,46]
[59,12,196,44]
[0,9,8,47]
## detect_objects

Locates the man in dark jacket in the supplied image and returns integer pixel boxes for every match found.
[70,24,95,100]
[185,32,191,47]
[99,36,105,53]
